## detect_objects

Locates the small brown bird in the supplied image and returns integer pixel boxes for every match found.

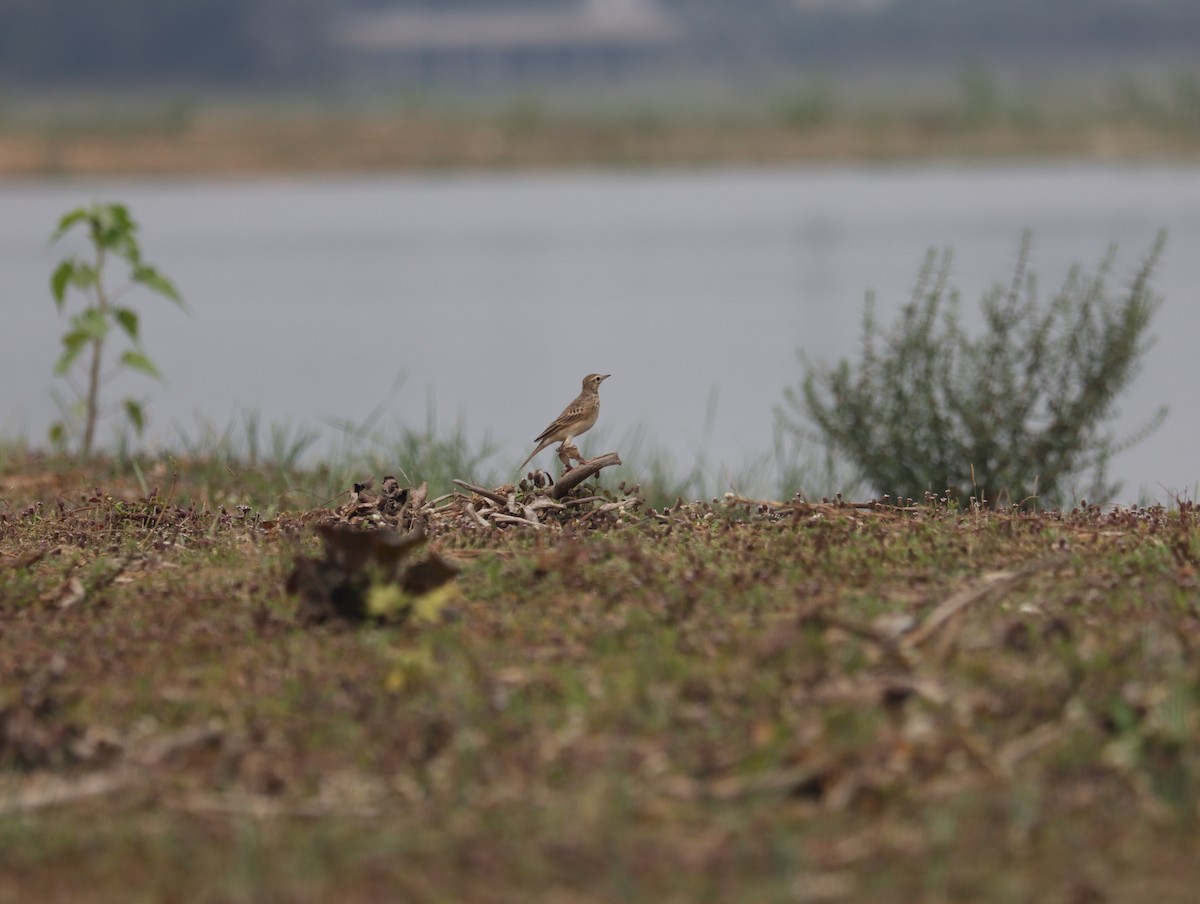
[519,373,610,471]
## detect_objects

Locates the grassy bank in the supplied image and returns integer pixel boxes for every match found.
[4,65,1198,177]
[2,107,1199,178]
[2,449,1200,901]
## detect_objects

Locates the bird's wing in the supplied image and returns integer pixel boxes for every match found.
[534,398,587,443]
[534,423,561,444]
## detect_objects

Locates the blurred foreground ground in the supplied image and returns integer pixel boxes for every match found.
[2,452,1200,902]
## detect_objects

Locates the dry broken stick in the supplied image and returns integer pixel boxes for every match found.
[492,513,547,530]
[446,454,626,531]
[451,479,508,507]
[577,494,642,525]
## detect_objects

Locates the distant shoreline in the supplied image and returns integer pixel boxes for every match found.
[2,115,1197,179]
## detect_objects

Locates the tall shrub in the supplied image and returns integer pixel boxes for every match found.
[782,234,1167,505]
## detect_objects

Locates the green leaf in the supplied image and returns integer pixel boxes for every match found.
[55,330,91,374]
[48,421,67,449]
[51,261,75,308]
[68,263,98,293]
[52,207,90,240]
[114,307,139,341]
[54,310,107,373]
[91,203,136,251]
[112,232,140,265]
[123,399,146,434]
[119,349,161,380]
[76,307,109,341]
[108,203,133,229]
[132,265,182,304]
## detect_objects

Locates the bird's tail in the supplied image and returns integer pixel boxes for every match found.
[518,441,549,472]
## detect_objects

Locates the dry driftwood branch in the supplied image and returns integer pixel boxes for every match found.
[551,452,622,501]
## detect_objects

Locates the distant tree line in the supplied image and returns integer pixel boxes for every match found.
[0,0,330,85]
[663,0,1200,68]
[1,0,1198,87]
[347,0,571,8]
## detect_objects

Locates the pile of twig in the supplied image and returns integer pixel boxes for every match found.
[327,452,639,535]
[335,476,431,532]
[448,478,642,532]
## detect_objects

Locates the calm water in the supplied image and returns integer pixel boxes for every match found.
[2,164,1198,501]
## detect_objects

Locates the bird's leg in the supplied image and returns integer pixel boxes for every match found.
[558,441,584,468]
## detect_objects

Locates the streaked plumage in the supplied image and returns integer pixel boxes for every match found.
[519,373,610,471]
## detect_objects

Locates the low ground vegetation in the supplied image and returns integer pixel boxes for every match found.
[3,450,1200,901]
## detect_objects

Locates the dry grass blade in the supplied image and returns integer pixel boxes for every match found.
[801,609,918,669]
[705,765,827,802]
[0,771,139,816]
[166,792,382,820]
[996,721,1067,777]
[0,725,224,816]
[903,556,1066,649]
[1,548,49,570]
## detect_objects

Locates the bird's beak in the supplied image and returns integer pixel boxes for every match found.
[600,374,611,382]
